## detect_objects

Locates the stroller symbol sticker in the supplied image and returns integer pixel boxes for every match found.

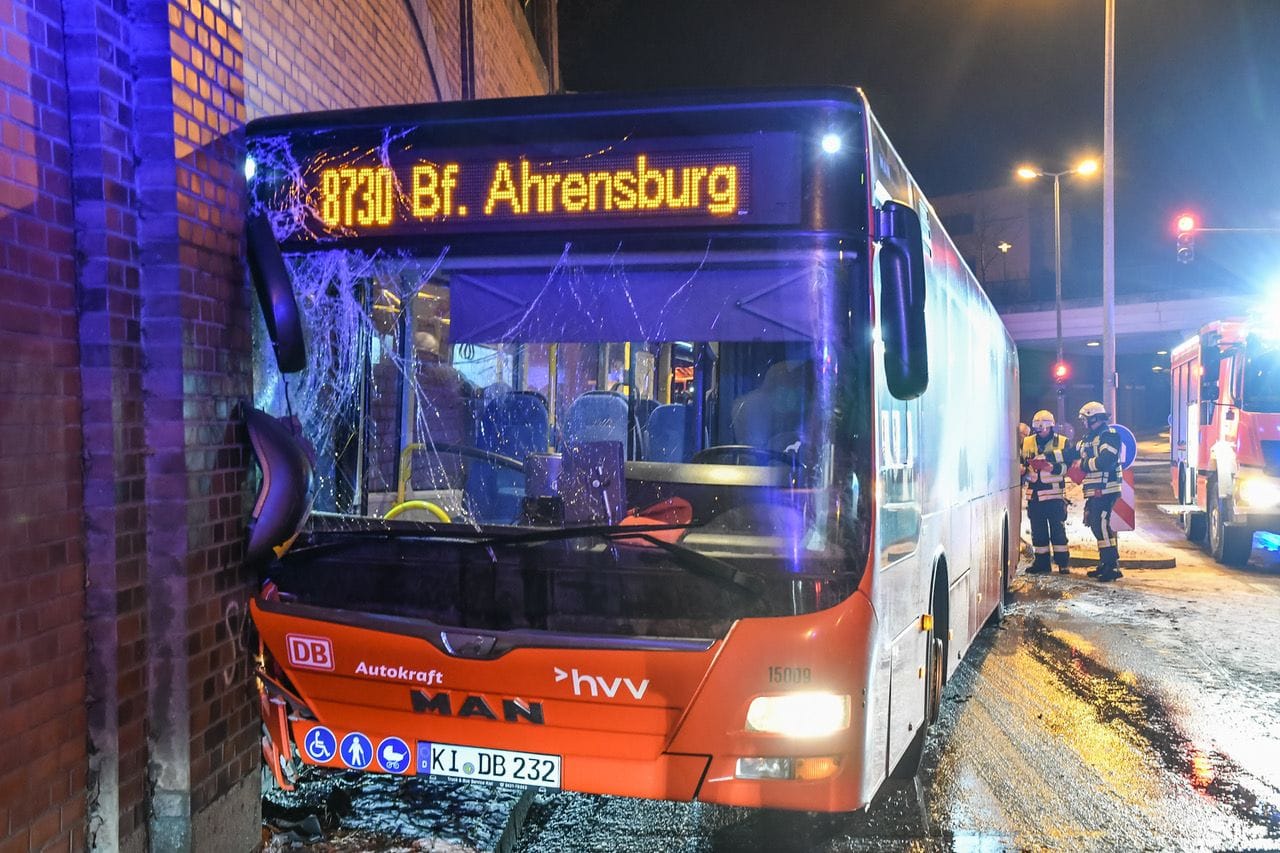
[377,736,411,774]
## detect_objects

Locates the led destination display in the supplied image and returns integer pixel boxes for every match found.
[316,152,747,227]
[264,131,804,240]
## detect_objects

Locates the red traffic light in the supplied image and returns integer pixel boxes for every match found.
[1053,361,1070,383]
[1175,213,1197,234]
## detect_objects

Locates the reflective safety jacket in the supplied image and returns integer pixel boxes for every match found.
[1021,432,1073,501]
[1076,425,1123,496]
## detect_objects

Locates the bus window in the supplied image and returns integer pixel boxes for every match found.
[255,244,871,624]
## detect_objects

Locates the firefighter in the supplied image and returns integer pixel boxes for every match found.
[1076,401,1124,581]
[1021,410,1075,574]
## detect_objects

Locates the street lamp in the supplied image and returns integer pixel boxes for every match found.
[1017,158,1100,424]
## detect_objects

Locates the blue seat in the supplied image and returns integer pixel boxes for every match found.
[466,391,549,522]
[644,403,691,462]
[563,390,629,448]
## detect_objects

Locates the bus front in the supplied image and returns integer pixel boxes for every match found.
[245,91,882,811]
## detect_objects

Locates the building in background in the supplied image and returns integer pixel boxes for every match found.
[0,1,556,849]
[934,183,1182,433]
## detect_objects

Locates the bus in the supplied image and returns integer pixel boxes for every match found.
[243,87,1020,812]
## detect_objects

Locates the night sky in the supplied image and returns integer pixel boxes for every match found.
[558,0,1280,286]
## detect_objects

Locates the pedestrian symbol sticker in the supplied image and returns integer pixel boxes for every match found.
[340,732,373,770]
[377,736,412,774]
[304,726,336,763]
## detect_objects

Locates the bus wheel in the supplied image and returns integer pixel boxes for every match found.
[994,518,1011,622]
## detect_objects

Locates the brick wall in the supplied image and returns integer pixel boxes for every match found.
[243,0,437,117]
[475,0,551,97]
[147,0,257,845]
[0,0,551,848]
[243,0,549,120]
[0,0,88,848]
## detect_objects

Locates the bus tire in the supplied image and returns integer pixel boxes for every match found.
[889,635,943,780]
[996,517,1011,620]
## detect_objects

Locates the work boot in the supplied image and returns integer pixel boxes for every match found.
[1086,562,1115,578]
[1093,565,1123,582]
[1054,555,1071,574]
[1027,554,1051,575]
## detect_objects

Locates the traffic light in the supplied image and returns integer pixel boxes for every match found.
[1053,360,1070,384]
[1175,212,1197,264]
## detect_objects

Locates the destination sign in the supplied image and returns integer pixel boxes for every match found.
[301,148,751,236]
[249,129,808,241]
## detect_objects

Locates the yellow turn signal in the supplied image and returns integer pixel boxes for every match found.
[794,756,841,781]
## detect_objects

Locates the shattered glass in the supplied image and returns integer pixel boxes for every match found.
[248,136,875,638]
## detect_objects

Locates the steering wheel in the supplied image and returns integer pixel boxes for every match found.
[691,445,792,466]
[385,500,452,522]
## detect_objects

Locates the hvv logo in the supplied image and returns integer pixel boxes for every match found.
[553,667,649,700]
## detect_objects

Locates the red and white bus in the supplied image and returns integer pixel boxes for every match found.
[243,87,1020,812]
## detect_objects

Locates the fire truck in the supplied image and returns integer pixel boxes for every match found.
[1169,320,1280,565]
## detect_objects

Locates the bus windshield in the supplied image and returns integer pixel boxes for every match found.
[1243,335,1280,413]
[258,240,872,639]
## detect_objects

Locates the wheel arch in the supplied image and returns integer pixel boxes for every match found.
[928,551,950,665]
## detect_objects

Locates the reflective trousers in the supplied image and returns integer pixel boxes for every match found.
[1083,492,1120,567]
[1028,499,1070,569]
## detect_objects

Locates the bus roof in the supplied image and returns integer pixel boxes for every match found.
[245,87,870,135]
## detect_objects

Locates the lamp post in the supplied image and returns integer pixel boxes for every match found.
[1103,0,1116,421]
[1017,159,1099,424]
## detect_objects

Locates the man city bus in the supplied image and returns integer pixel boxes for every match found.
[243,87,1020,812]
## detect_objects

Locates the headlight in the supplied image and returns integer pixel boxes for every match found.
[745,692,851,737]
[1238,475,1280,509]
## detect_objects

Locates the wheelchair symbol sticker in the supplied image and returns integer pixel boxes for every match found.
[377,736,412,774]
[340,732,373,770]
[303,726,336,763]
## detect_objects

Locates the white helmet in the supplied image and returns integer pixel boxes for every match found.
[1078,401,1108,421]
[1031,410,1055,430]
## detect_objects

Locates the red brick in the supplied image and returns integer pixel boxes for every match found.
[27,806,60,849]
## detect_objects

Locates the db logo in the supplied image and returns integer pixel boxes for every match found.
[286,634,334,671]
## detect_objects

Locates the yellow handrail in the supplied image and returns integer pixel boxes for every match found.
[397,443,426,503]
[385,500,451,522]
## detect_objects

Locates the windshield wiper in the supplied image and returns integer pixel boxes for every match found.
[478,523,766,601]
[283,520,690,560]
[282,520,765,601]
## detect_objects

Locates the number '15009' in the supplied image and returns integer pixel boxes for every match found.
[768,666,812,684]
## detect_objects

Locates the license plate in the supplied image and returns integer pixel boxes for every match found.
[418,741,562,789]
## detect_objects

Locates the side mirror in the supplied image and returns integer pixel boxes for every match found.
[246,214,306,374]
[245,407,313,567]
[876,200,928,400]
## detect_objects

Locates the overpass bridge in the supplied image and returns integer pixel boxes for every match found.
[999,292,1255,356]
[998,292,1256,431]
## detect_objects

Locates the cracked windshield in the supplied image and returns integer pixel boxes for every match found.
[255,243,871,638]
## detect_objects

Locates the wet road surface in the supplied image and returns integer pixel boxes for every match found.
[265,446,1280,851]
